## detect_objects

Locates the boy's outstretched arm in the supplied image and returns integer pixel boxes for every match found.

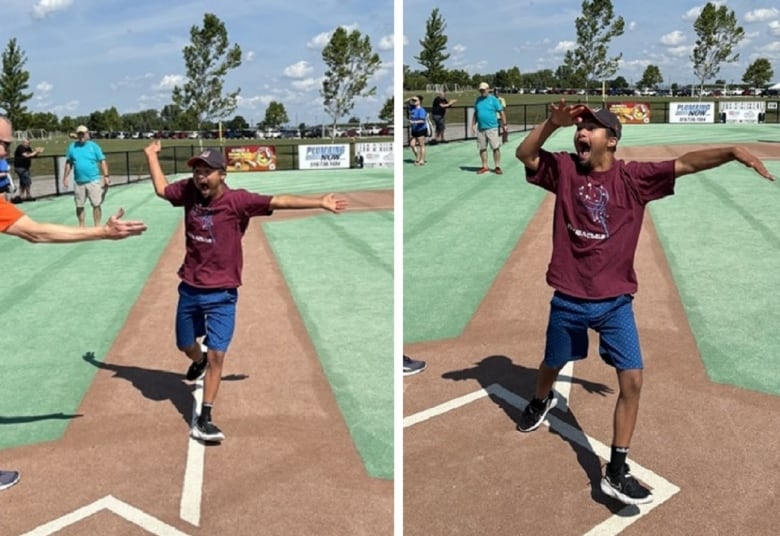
[675,146,775,181]
[270,193,348,213]
[516,98,585,171]
[143,140,170,198]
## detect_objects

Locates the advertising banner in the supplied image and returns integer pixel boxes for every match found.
[355,142,394,169]
[606,102,651,124]
[669,102,716,123]
[298,144,350,170]
[718,101,765,123]
[226,145,277,171]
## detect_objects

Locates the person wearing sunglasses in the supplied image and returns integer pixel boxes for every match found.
[0,115,147,493]
[408,96,428,166]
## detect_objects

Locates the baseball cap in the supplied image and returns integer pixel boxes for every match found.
[478,82,490,91]
[187,149,226,170]
[581,107,622,140]
[76,125,88,133]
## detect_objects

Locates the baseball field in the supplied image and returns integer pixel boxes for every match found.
[0,167,393,535]
[403,123,780,535]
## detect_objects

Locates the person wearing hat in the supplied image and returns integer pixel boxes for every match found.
[0,115,146,493]
[143,140,348,443]
[63,125,111,227]
[470,82,507,174]
[514,98,774,506]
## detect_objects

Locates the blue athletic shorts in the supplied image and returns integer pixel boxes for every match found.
[175,282,238,352]
[543,291,643,371]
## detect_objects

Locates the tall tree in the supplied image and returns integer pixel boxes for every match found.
[415,8,450,83]
[563,0,624,100]
[171,13,242,130]
[691,2,744,97]
[0,38,33,128]
[321,27,381,141]
[742,58,774,89]
[637,65,663,89]
[262,101,289,129]
[378,96,393,123]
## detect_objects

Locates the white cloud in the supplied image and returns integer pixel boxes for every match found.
[236,95,276,109]
[661,30,686,46]
[770,21,780,36]
[378,34,394,51]
[745,8,779,23]
[628,21,637,31]
[32,0,72,19]
[283,61,313,78]
[36,81,54,94]
[757,41,780,53]
[552,41,575,53]
[156,74,184,91]
[246,51,255,62]
[667,45,692,57]
[403,35,409,46]
[291,77,323,91]
[306,24,360,50]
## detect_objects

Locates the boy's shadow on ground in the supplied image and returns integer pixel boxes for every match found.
[442,354,638,515]
[458,165,486,173]
[82,352,247,426]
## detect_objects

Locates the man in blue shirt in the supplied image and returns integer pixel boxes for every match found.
[470,82,507,174]
[63,125,111,226]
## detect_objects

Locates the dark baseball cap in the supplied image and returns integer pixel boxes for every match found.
[581,107,622,140]
[187,149,226,169]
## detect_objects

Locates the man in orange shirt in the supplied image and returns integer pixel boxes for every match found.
[0,115,147,491]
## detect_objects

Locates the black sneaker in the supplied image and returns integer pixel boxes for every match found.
[191,420,225,442]
[185,353,208,381]
[403,355,427,376]
[601,464,654,505]
[517,391,557,432]
[0,470,20,491]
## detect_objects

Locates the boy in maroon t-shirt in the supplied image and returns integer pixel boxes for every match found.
[514,99,774,505]
[144,141,347,443]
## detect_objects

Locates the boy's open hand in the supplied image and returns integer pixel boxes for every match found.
[321,193,348,213]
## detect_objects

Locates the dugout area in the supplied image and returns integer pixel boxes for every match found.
[0,168,393,536]
[403,124,780,535]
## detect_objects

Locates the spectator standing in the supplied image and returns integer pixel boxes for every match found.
[14,139,43,201]
[63,125,110,227]
[0,155,12,200]
[0,115,147,492]
[408,96,428,166]
[471,82,507,175]
[431,91,457,144]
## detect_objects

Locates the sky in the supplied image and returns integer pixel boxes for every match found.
[404,0,780,88]
[3,0,394,126]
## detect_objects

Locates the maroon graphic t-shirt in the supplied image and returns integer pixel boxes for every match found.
[165,179,274,289]
[527,150,676,299]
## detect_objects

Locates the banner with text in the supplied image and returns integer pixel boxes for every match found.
[607,102,651,124]
[298,144,350,170]
[669,102,715,123]
[226,145,277,171]
[355,142,394,169]
[718,101,765,123]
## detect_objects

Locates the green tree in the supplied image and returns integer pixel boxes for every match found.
[378,96,393,123]
[321,27,381,141]
[506,67,523,89]
[611,76,629,89]
[226,115,249,130]
[691,2,744,97]
[563,0,625,100]
[415,8,450,83]
[171,13,242,130]
[0,38,33,128]
[262,101,288,129]
[742,58,774,89]
[444,68,471,88]
[637,65,663,89]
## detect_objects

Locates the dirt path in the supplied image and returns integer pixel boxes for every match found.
[2,190,393,536]
[403,145,780,535]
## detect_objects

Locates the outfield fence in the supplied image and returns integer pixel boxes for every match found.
[404,101,780,145]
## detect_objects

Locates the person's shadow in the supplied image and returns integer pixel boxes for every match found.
[0,412,82,424]
[82,352,248,426]
[443,354,638,515]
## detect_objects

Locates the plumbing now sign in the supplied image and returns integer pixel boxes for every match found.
[298,144,350,169]
[669,102,715,123]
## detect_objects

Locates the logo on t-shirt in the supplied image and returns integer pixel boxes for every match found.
[187,205,215,244]
[576,182,610,238]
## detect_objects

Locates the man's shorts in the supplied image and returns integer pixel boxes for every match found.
[15,168,31,188]
[432,115,445,133]
[175,282,238,352]
[476,128,501,151]
[543,291,643,371]
[74,180,105,208]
